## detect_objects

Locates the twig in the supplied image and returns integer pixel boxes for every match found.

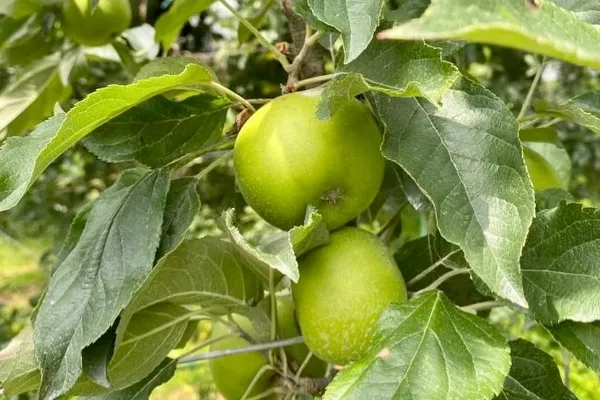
[459,301,503,314]
[292,73,338,91]
[219,0,290,71]
[241,365,280,400]
[286,29,323,88]
[414,268,470,296]
[177,336,305,364]
[407,249,461,288]
[176,335,232,361]
[294,351,314,380]
[207,81,256,111]
[518,56,546,121]
[194,151,233,181]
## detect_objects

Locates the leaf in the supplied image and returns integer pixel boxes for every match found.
[0,0,40,19]
[222,208,329,283]
[521,202,600,323]
[535,93,600,136]
[83,358,176,400]
[375,77,535,307]
[82,327,116,389]
[34,168,170,400]
[0,62,215,212]
[0,327,40,395]
[51,203,92,274]
[307,0,385,63]
[157,177,201,258]
[496,339,576,400]
[547,321,600,373]
[384,0,430,23]
[520,128,571,191]
[291,0,334,32]
[535,189,574,212]
[107,237,264,385]
[0,54,69,134]
[318,40,459,118]
[378,0,600,71]
[550,0,600,25]
[120,238,264,319]
[395,234,491,307]
[324,291,510,400]
[154,0,214,50]
[83,94,229,167]
[107,303,189,389]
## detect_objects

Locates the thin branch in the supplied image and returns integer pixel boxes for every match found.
[207,81,256,111]
[407,249,462,288]
[194,151,233,181]
[177,336,305,364]
[241,365,280,400]
[518,56,546,121]
[414,268,470,296]
[292,73,338,91]
[459,301,503,314]
[269,269,278,364]
[176,334,232,361]
[286,29,324,88]
[219,0,290,71]
[294,351,314,380]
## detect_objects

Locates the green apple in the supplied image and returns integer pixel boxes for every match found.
[209,315,274,400]
[61,0,132,47]
[293,227,407,365]
[234,91,385,230]
[277,296,328,377]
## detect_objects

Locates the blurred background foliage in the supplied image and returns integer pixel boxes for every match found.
[1,0,600,399]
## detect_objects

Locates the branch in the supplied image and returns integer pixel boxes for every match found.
[518,56,546,121]
[220,0,291,71]
[413,268,470,296]
[407,249,462,288]
[285,29,324,91]
[178,336,305,364]
[459,300,503,314]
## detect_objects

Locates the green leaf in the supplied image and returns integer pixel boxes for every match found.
[322,40,459,115]
[222,208,328,283]
[291,0,335,32]
[0,327,40,396]
[550,0,600,25]
[375,77,535,307]
[520,128,571,191]
[497,339,576,400]
[521,202,600,323]
[0,62,214,212]
[547,321,600,373]
[395,234,491,307]
[82,328,116,389]
[51,203,92,274]
[378,0,600,71]
[384,0,429,23]
[0,0,40,19]
[307,0,385,63]
[0,54,70,134]
[324,292,510,400]
[120,237,264,323]
[108,237,264,386]
[154,0,214,50]
[34,168,170,400]
[535,93,600,136]
[535,189,574,212]
[83,94,229,167]
[107,303,189,389]
[83,358,176,400]
[157,177,201,258]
